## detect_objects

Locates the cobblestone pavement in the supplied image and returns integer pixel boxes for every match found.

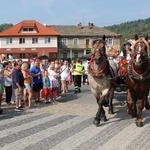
[0,85,150,150]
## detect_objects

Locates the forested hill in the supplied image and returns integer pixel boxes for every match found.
[0,23,13,32]
[104,17,150,39]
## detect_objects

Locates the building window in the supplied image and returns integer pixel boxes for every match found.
[19,38,25,44]
[7,54,12,58]
[73,38,78,45]
[45,37,51,43]
[23,28,34,32]
[74,52,78,58]
[49,53,57,60]
[20,53,26,58]
[86,39,90,48]
[32,53,37,58]
[29,28,34,31]
[32,38,38,44]
[62,38,67,46]
[6,38,12,44]
[108,38,113,45]
[63,53,67,59]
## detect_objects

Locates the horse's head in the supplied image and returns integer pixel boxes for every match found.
[132,34,149,68]
[92,35,106,64]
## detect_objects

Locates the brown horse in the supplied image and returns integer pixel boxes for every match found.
[87,35,117,126]
[126,34,150,127]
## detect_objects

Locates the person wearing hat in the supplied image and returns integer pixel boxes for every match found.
[122,41,132,60]
[115,41,132,65]
[73,58,85,93]
[114,41,132,91]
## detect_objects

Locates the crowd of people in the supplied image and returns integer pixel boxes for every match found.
[0,41,133,114]
[0,57,88,114]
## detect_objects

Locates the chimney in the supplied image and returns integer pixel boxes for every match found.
[88,22,94,29]
[78,22,82,29]
[91,23,94,26]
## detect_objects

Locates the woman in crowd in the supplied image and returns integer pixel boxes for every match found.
[70,60,76,85]
[60,60,69,93]
[7,61,16,104]
[3,62,13,106]
[21,62,32,108]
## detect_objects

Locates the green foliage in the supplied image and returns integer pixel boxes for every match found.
[104,18,150,48]
[0,23,13,32]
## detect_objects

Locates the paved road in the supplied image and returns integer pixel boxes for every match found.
[0,85,150,150]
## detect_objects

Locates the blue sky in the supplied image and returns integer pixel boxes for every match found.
[0,0,150,27]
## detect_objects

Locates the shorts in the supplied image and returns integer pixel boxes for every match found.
[43,88,50,96]
[15,88,23,100]
[50,89,57,95]
[61,76,68,81]
[24,84,31,90]
[33,83,43,92]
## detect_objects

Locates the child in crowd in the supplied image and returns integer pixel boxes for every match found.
[48,65,59,104]
[42,70,51,104]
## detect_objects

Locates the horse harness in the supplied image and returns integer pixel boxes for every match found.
[89,58,110,78]
[127,60,150,81]
[128,39,150,81]
[89,41,110,78]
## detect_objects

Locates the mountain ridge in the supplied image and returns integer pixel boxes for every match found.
[104,17,150,39]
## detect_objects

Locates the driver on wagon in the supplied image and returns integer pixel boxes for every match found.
[115,41,132,86]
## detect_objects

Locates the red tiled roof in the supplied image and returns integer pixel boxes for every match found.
[22,22,35,27]
[0,20,59,37]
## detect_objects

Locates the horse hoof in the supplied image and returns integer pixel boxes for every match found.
[126,109,132,115]
[145,105,150,110]
[93,119,100,126]
[136,121,143,127]
[0,109,3,115]
[101,116,108,122]
[132,113,137,118]
[103,100,109,107]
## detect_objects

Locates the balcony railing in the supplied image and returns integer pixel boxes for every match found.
[59,44,91,49]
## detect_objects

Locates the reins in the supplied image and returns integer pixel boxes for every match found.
[89,55,110,78]
[128,38,150,81]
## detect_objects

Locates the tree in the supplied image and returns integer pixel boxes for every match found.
[0,23,13,32]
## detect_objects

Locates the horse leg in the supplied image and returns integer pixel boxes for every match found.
[93,97,102,126]
[144,93,150,110]
[108,87,115,114]
[126,89,137,116]
[145,98,150,110]
[136,99,145,127]
[131,99,137,118]
[126,89,133,115]
[100,104,108,122]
